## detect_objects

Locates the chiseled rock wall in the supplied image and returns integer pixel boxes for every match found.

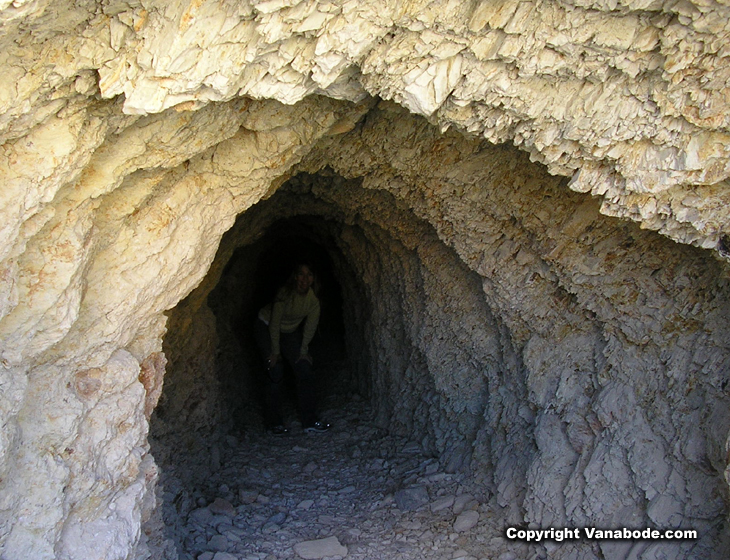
[2,0,729,254]
[0,0,729,559]
[0,91,367,559]
[296,105,730,558]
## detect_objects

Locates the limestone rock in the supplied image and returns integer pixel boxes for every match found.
[453,510,480,532]
[212,553,238,560]
[208,534,229,551]
[294,536,348,559]
[430,495,455,513]
[0,2,729,560]
[209,498,236,517]
[239,490,259,504]
[453,494,477,515]
[394,486,430,512]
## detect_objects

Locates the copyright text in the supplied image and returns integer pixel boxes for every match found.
[505,527,697,542]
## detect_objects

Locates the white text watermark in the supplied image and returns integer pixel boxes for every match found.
[505,527,697,542]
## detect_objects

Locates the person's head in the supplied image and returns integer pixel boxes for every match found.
[287,262,318,296]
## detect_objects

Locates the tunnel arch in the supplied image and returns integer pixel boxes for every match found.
[1,93,729,559]
[152,167,514,467]
[147,101,730,559]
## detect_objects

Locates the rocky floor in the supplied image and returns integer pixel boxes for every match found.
[154,393,541,560]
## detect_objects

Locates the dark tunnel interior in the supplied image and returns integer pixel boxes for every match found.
[152,168,507,476]
[147,167,541,559]
[207,216,352,431]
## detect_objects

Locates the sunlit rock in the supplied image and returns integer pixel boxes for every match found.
[0,1,729,559]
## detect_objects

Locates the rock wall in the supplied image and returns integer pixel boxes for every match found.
[1,0,730,559]
[2,0,729,255]
[0,91,368,559]
[153,104,730,558]
[295,106,730,558]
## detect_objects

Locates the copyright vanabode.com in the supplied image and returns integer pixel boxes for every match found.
[505,527,697,542]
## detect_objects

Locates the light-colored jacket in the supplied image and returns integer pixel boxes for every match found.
[258,287,320,356]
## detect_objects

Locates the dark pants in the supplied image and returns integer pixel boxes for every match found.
[254,319,318,427]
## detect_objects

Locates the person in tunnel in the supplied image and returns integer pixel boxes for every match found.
[254,262,331,435]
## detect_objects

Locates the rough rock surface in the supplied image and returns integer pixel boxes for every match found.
[156,395,521,560]
[0,1,729,560]
[165,139,730,560]
[2,0,730,254]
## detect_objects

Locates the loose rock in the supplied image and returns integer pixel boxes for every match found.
[293,536,348,559]
[454,511,480,532]
[395,486,430,512]
[155,399,530,559]
[209,498,236,517]
[431,495,455,513]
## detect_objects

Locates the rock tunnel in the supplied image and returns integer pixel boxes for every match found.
[1,1,730,559]
[148,105,730,560]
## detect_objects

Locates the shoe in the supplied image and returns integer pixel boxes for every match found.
[270,425,289,436]
[304,420,331,433]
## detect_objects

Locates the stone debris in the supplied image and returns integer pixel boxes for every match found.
[453,495,477,515]
[293,536,348,559]
[453,511,480,533]
[430,496,455,513]
[240,490,260,505]
[209,498,236,517]
[212,553,238,560]
[394,486,431,512]
[157,397,527,560]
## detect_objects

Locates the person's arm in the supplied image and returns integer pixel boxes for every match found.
[299,297,320,358]
[269,295,286,357]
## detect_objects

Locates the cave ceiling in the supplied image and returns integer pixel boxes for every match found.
[1,0,729,260]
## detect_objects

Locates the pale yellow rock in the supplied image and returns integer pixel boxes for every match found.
[0,2,730,560]
[469,0,522,32]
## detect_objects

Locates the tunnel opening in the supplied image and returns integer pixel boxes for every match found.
[149,167,523,558]
[145,102,730,560]
[151,166,510,463]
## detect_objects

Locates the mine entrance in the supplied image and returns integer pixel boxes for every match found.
[149,170,510,559]
[207,216,351,431]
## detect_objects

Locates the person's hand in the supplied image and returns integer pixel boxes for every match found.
[297,354,313,364]
[267,354,279,368]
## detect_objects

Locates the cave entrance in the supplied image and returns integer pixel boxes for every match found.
[149,168,507,557]
[153,167,502,446]
[146,102,730,558]
[151,173,375,454]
